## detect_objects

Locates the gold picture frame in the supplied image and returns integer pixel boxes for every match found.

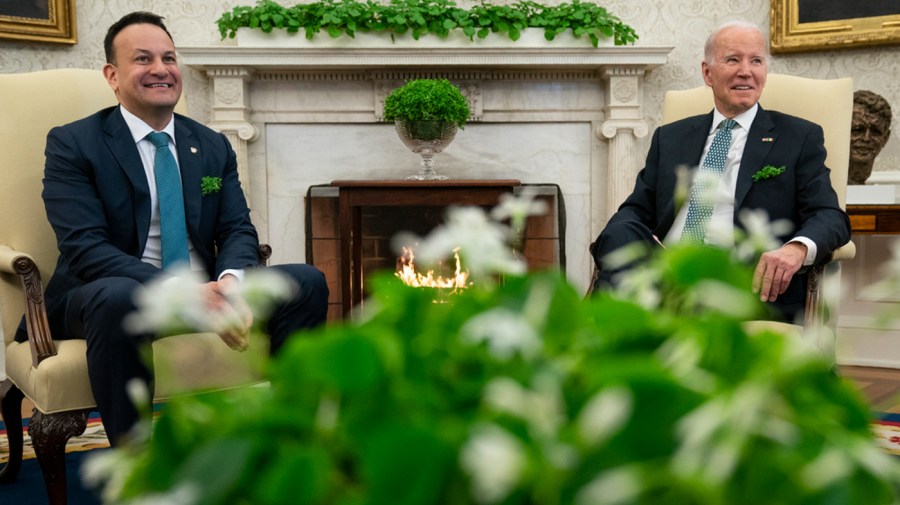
[0,0,76,44]
[771,0,900,53]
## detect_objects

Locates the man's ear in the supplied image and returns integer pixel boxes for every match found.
[701,61,712,87]
[102,63,118,94]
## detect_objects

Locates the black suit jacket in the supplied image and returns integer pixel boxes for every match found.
[21,106,259,339]
[593,106,851,319]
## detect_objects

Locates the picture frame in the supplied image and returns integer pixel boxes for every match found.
[770,0,900,53]
[0,0,76,44]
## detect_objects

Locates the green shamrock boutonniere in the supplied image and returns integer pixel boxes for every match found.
[201,176,222,196]
[752,164,786,182]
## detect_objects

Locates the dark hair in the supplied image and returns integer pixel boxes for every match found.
[104,11,173,64]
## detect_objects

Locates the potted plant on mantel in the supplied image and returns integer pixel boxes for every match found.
[217,0,639,48]
[383,78,470,180]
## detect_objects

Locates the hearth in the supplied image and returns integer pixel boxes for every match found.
[306,181,563,319]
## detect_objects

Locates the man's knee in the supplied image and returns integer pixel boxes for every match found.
[273,264,328,304]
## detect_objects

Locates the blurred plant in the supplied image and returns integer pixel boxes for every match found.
[85,196,900,505]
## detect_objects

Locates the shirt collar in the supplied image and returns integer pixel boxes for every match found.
[119,105,176,145]
[711,103,758,133]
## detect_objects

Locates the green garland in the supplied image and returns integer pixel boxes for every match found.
[217,0,639,48]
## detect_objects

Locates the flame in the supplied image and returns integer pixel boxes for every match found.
[395,246,469,291]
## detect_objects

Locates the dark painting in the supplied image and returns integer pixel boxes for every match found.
[798,0,900,24]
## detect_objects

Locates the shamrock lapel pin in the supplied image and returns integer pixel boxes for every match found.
[752,164,786,182]
[201,176,222,196]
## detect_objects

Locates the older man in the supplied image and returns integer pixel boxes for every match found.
[590,20,851,322]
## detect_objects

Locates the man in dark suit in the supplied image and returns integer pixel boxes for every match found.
[23,11,329,444]
[591,20,851,322]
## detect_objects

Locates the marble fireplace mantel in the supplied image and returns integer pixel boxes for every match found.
[179,43,672,293]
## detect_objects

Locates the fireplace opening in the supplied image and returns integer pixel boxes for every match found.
[306,182,564,320]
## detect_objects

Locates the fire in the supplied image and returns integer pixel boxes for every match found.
[395,246,469,291]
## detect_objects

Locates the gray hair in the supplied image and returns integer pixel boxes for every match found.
[703,20,771,66]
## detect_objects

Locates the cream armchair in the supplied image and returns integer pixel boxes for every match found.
[661,74,857,340]
[0,69,268,505]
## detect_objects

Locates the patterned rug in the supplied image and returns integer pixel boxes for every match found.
[0,412,109,463]
[873,413,900,456]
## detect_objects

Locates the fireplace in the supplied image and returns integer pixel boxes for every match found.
[179,42,672,296]
[307,181,562,319]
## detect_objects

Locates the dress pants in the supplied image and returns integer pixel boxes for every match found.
[58,264,328,445]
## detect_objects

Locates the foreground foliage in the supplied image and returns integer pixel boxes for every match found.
[89,244,900,505]
[217,0,640,47]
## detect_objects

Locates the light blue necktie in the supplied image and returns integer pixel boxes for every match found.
[146,132,190,269]
[681,118,738,244]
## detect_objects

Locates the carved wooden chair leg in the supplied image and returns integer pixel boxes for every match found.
[0,380,25,483]
[29,409,90,505]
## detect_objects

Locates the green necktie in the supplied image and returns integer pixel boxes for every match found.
[681,118,737,244]
[146,132,190,269]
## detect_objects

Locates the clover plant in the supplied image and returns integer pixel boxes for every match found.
[382,78,470,129]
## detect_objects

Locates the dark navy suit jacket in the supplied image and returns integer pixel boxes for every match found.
[19,106,259,339]
[593,106,851,318]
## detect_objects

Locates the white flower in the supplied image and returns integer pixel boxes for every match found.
[124,267,209,336]
[575,465,643,505]
[733,208,793,262]
[238,268,298,320]
[490,186,549,237]
[460,424,527,504]
[484,374,566,441]
[577,386,633,447]
[415,206,526,280]
[124,267,295,337]
[461,308,541,360]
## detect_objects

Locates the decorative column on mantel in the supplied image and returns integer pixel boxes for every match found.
[599,66,650,216]
[206,67,258,200]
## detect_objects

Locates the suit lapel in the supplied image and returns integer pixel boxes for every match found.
[103,108,152,253]
[174,117,202,239]
[735,107,776,210]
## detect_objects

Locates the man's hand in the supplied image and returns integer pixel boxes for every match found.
[200,274,254,351]
[752,242,807,303]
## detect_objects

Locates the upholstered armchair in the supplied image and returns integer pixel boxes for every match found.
[0,69,268,505]
[661,74,856,337]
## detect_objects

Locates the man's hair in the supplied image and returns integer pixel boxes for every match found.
[703,20,771,66]
[854,90,893,130]
[104,11,173,64]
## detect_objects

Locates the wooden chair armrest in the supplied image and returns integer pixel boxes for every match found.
[0,245,56,367]
[258,244,272,266]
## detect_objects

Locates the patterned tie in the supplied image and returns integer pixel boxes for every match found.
[146,132,190,269]
[681,118,738,244]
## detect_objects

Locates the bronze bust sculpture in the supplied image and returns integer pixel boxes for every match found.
[849,90,892,185]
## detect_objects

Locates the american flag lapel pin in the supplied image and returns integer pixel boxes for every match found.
[761,137,774,142]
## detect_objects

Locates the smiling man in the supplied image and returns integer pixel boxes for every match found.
[589,20,851,323]
[25,11,329,445]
